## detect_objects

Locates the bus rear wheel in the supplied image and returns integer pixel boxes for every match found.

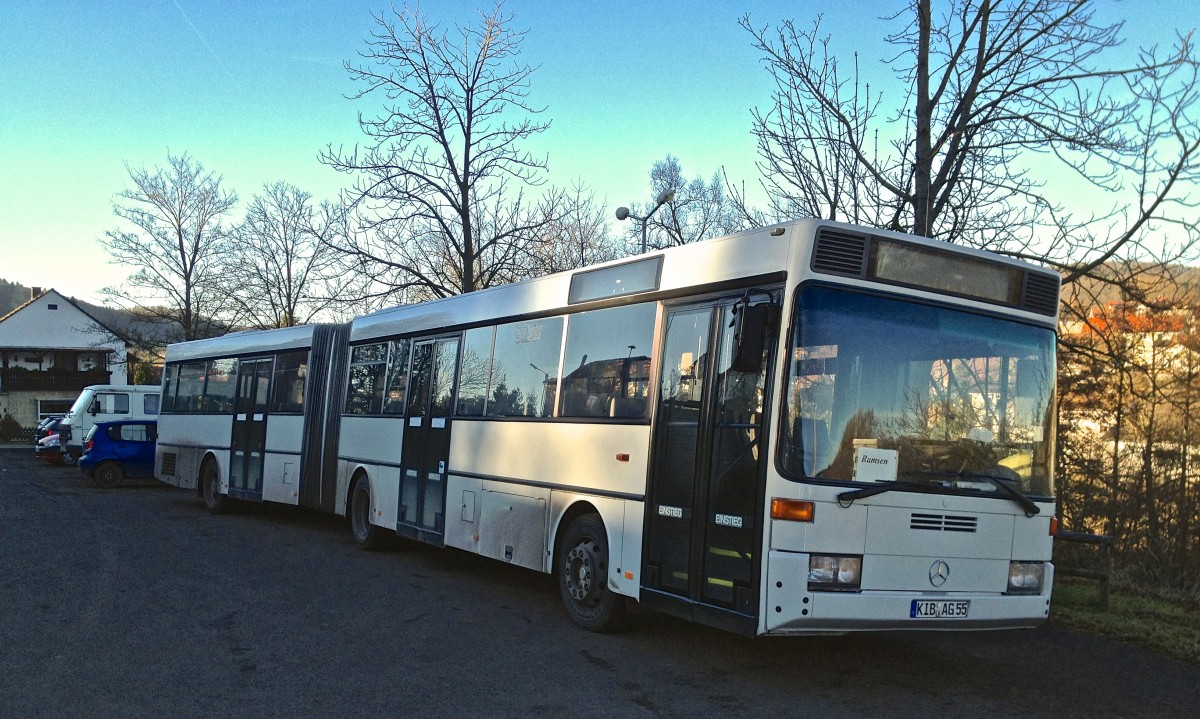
[558,513,628,633]
[200,460,226,515]
[350,474,382,550]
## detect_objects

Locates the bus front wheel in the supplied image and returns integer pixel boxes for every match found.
[200,460,226,515]
[349,474,382,550]
[558,513,628,633]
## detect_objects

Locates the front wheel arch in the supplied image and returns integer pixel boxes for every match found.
[199,455,227,515]
[348,471,383,550]
[556,511,630,633]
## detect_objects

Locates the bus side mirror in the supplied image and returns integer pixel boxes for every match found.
[88,400,100,415]
[731,301,778,374]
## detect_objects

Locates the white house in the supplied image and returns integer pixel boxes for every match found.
[0,288,129,434]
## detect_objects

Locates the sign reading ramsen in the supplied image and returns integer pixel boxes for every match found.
[852,446,899,483]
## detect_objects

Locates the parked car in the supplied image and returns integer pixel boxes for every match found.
[34,418,64,464]
[36,415,63,436]
[59,385,161,465]
[78,420,158,488]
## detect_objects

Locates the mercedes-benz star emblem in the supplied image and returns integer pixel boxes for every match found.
[929,560,950,587]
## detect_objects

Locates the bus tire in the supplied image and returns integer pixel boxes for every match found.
[558,513,628,633]
[349,474,382,551]
[92,461,124,489]
[200,459,227,515]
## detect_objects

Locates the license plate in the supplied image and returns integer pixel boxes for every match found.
[911,600,970,618]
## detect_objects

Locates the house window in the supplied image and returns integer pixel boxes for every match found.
[77,353,101,372]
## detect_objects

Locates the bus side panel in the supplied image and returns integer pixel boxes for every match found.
[261,415,303,506]
[449,421,651,497]
[444,474,643,600]
[155,414,234,490]
[444,474,483,552]
[337,415,404,523]
[156,444,205,490]
[445,475,553,572]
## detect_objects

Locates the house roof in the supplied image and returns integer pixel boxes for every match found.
[0,289,128,351]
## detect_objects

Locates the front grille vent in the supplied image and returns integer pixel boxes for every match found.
[812,230,869,277]
[1022,271,1061,316]
[162,452,177,477]
[910,512,978,533]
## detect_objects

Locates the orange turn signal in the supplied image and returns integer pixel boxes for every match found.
[1049,515,1059,536]
[771,498,815,522]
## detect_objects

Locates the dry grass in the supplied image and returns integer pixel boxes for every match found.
[1052,578,1200,664]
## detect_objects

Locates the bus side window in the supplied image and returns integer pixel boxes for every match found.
[174,362,207,413]
[488,318,562,418]
[455,328,493,417]
[270,350,308,414]
[382,339,412,415]
[560,303,655,420]
[346,343,387,414]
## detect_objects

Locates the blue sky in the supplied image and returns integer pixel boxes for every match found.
[0,1,1191,303]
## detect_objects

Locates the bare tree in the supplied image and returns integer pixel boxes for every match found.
[101,153,238,341]
[740,1,1200,289]
[526,181,621,275]
[227,182,344,328]
[625,155,744,251]
[1058,291,1200,595]
[321,3,555,301]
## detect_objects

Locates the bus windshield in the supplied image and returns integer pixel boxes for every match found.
[780,286,1056,498]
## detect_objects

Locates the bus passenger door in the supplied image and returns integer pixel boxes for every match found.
[644,297,775,624]
[398,336,459,543]
[230,357,273,500]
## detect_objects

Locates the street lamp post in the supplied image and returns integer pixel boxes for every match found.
[616,188,676,254]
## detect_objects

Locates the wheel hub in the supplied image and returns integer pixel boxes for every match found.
[565,541,601,604]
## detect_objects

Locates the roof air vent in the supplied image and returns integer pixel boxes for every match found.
[812,230,869,277]
[1022,272,1061,316]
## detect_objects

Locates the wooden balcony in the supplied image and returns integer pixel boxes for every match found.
[0,368,112,393]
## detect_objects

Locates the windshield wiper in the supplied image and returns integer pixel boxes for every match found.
[837,481,932,505]
[836,469,1041,517]
[959,471,1041,517]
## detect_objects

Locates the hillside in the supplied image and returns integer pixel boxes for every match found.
[0,278,33,316]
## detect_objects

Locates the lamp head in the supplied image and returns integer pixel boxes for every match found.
[655,188,677,206]
[615,206,630,221]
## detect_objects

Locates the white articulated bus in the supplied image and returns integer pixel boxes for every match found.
[156,323,348,512]
[156,218,1061,635]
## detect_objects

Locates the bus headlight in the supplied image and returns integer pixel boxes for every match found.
[1007,561,1045,594]
[808,555,862,591]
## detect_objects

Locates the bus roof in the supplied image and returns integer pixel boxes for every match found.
[349,220,799,343]
[164,324,320,363]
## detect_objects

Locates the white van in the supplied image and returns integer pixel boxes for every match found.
[58,385,161,464]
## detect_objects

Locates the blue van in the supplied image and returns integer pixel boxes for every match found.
[78,420,158,488]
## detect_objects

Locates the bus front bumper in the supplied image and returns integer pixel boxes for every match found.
[762,551,1053,634]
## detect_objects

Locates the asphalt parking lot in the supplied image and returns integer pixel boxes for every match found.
[2,446,1197,719]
